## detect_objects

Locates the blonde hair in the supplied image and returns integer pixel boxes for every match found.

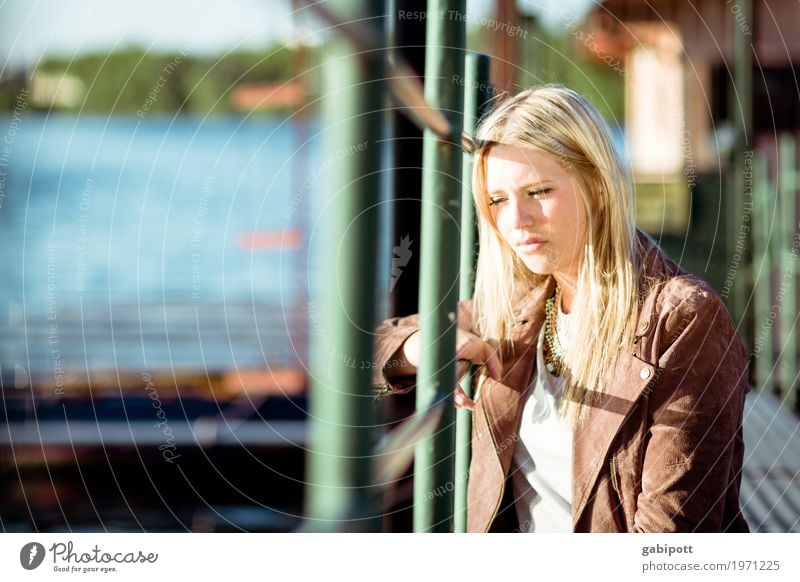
[471,85,641,429]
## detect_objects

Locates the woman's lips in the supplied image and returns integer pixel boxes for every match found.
[515,238,547,252]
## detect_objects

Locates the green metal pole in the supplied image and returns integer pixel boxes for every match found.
[454,52,490,533]
[752,154,774,393]
[304,1,385,532]
[729,0,753,348]
[414,0,466,532]
[778,136,798,412]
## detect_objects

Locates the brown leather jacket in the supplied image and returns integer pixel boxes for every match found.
[373,232,750,532]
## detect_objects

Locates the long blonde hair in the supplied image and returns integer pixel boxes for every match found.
[471,85,641,428]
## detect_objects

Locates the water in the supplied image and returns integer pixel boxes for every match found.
[0,113,320,306]
[0,113,330,373]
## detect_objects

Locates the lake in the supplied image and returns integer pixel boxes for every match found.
[0,113,383,375]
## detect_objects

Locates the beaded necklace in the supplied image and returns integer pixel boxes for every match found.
[542,285,567,376]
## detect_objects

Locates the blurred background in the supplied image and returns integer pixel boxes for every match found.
[0,0,797,532]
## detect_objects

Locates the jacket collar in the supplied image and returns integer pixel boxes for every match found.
[481,230,675,528]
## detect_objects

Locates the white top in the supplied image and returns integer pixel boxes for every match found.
[510,297,576,533]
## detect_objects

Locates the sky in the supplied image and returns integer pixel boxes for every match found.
[0,0,299,69]
[0,0,596,70]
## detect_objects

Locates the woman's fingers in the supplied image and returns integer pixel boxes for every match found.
[455,331,502,380]
[454,384,475,410]
[455,359,471,380]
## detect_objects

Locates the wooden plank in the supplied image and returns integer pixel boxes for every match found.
[0,302,310,382]
[741,388,800,532]
[0,420,306,448]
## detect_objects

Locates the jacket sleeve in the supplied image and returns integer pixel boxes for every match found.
[371,299,474,395]
[633,288,750,532]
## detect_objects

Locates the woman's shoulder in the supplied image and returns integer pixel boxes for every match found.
[635,231,743,360]
[634,235,750,397]
[636,230,725,313]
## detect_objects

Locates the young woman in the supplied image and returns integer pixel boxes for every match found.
[372,86,750,533]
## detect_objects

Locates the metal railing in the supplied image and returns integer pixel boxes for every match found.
[300,0,491,532]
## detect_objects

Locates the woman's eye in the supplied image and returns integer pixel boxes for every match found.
[488,197,505,207]
[528,187,552,198]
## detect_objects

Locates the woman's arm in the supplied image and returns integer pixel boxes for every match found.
[371,311,426,394]
[371,299,490,395]
[633,288,750,532]
[384,341,418,378]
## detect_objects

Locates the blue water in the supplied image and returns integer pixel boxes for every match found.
[0,113,364,373]
[0,113,323,310]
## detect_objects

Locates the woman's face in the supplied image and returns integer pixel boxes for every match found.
[485,144,587,280]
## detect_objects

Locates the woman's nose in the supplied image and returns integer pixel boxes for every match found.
[510,197,534,227]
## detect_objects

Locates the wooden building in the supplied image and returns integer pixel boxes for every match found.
[578,0,799,234]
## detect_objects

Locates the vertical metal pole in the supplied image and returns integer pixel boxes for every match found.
[752,154,773,392]
[729,0,753,347]
[414,0,466,532]
[454,52,490,533]
[392,0,427,319]
[304,1,385,532]
[778,136,798,412]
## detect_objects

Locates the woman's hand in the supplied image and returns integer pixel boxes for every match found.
[402,330,502,410]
